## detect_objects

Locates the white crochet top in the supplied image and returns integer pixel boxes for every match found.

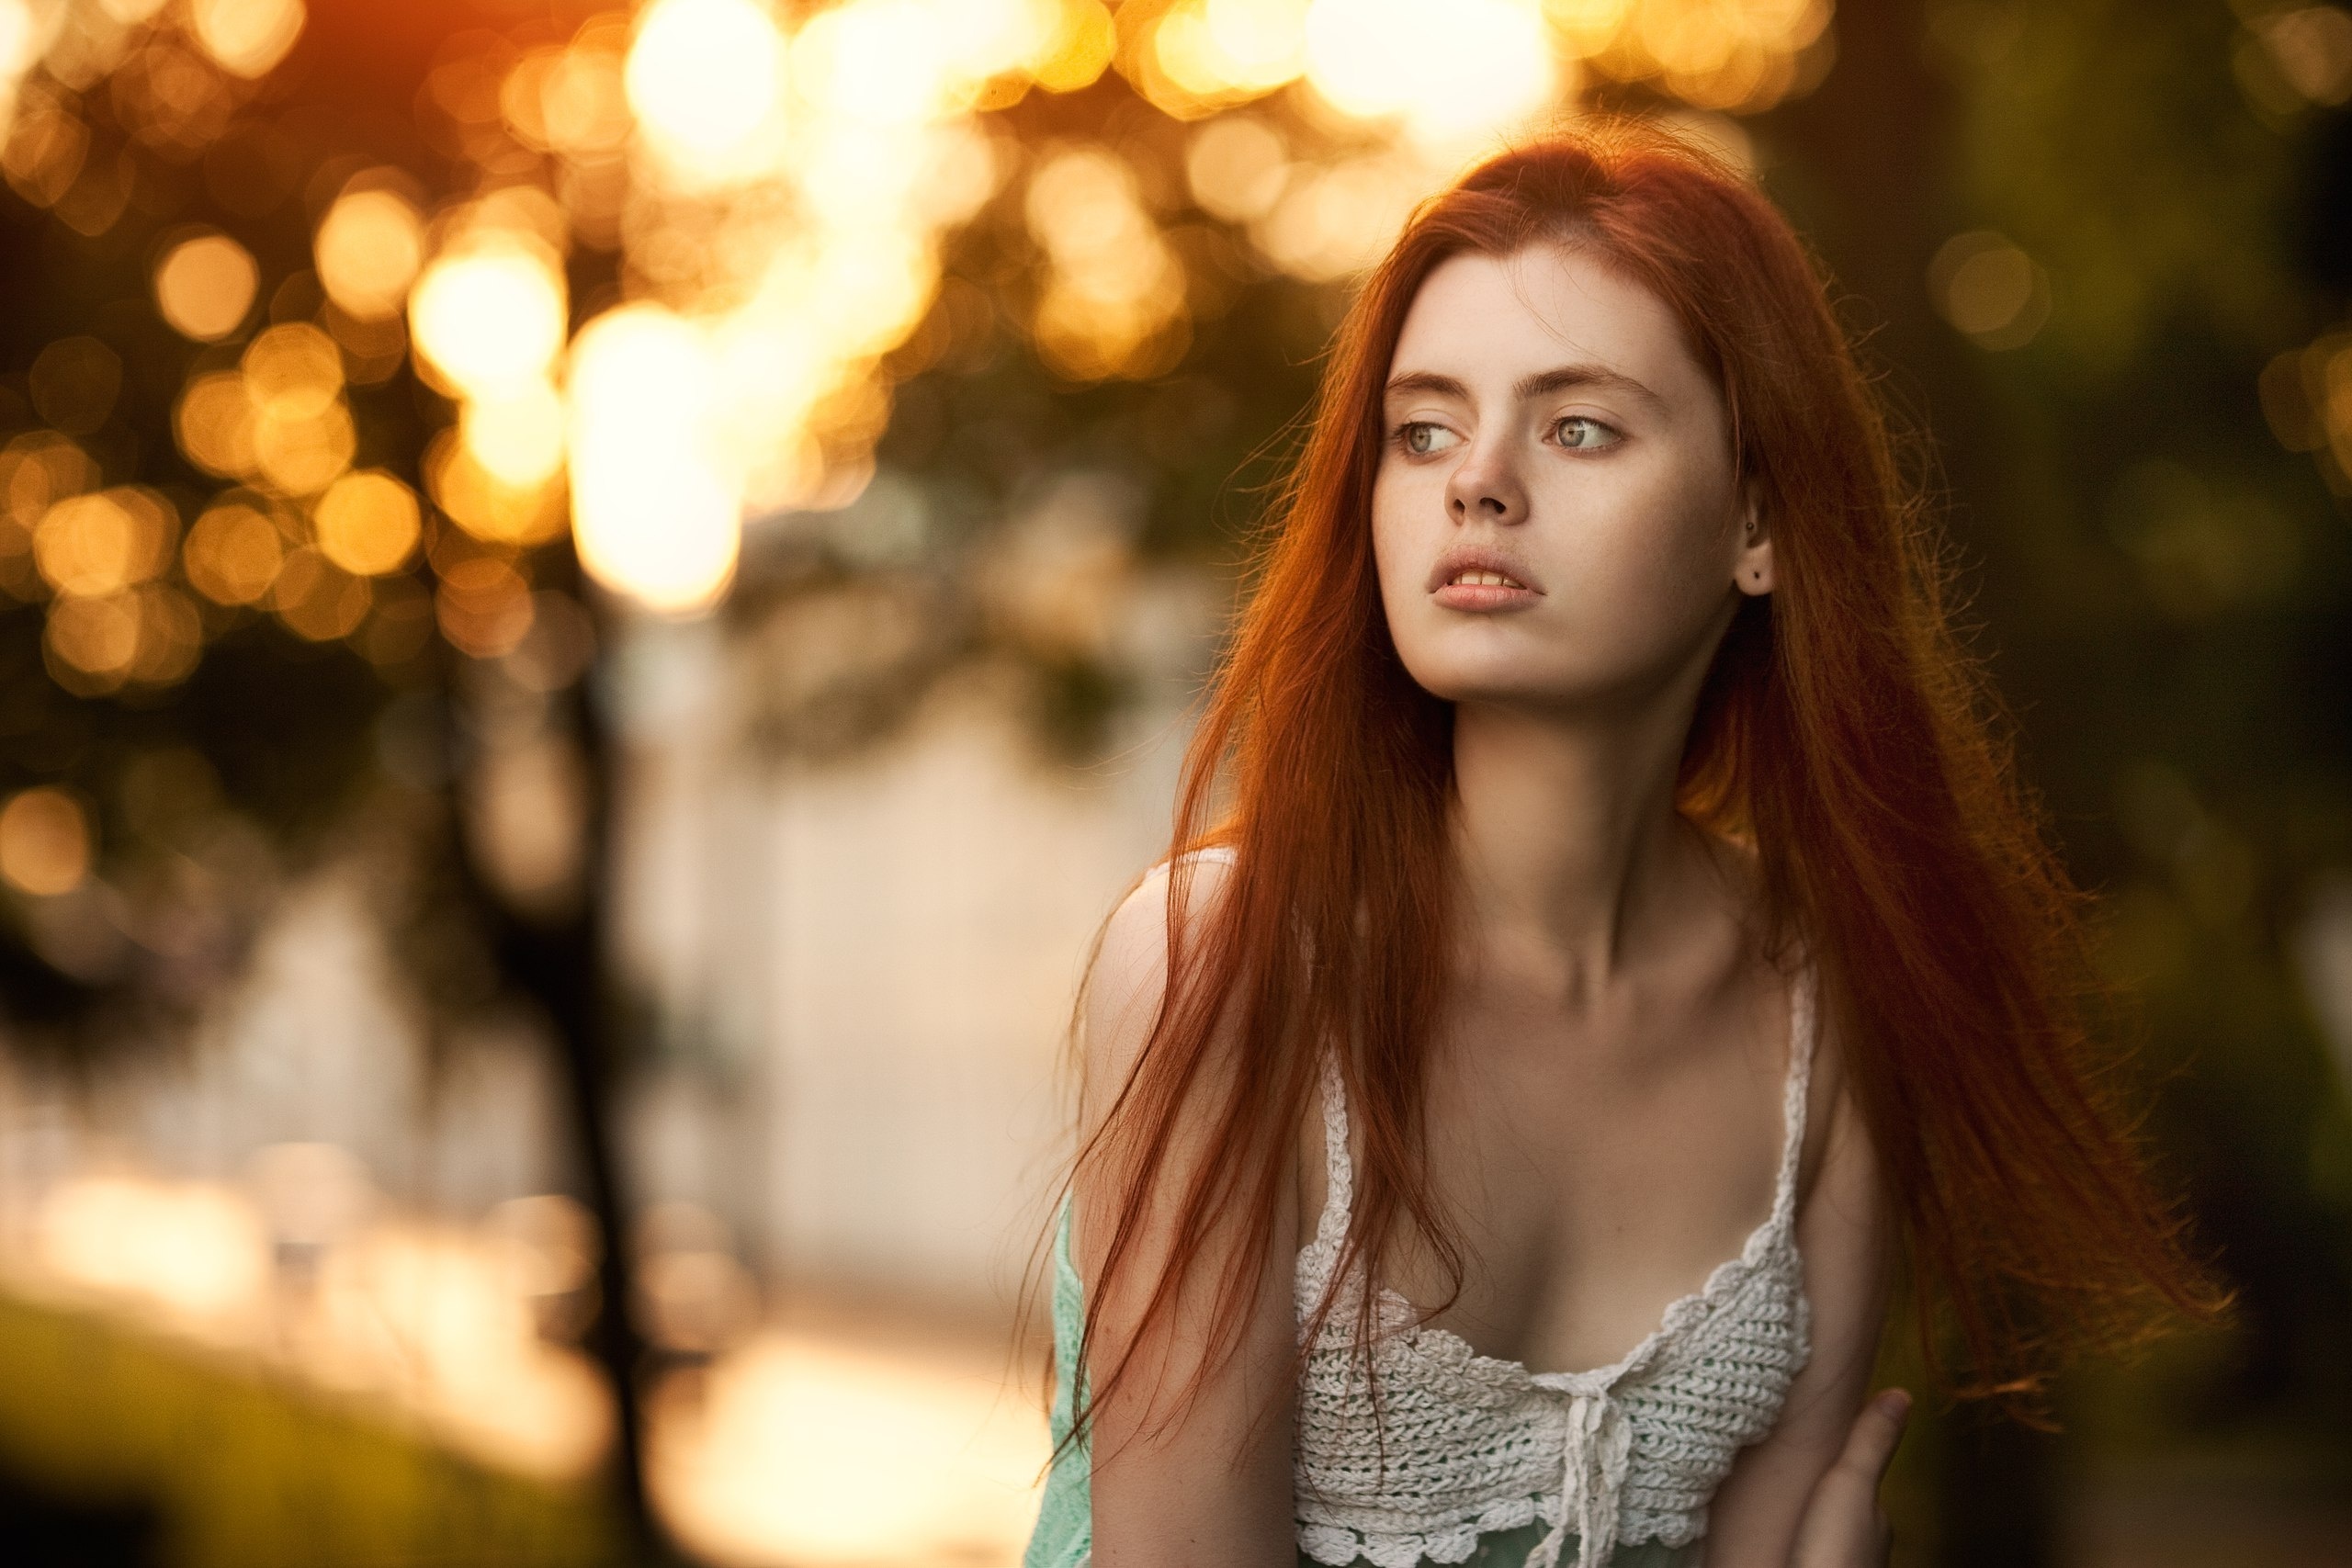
[1293,961,1817,1568]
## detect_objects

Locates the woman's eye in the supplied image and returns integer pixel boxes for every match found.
[1553,415,1620,450]
[1396,421,1460,457]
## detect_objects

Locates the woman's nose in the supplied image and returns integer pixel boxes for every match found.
[1443,437,1526,525]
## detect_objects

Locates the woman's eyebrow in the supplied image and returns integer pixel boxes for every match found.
[1383,364,1668,414]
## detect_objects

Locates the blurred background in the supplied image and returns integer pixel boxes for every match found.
[0,1,2345,1564]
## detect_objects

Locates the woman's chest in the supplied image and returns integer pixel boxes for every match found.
[1300,978,1791,1376]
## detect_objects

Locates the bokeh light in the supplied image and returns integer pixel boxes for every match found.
[427,432,569,548]
[650,1330,1046,1565]
[312,469,424,577]
[35,487,176,599]
[568,305,738,614]
[624,0,786,168]
[461,382,568,490]
[313,184,427,321]
[1025,144,1188,380]
[39,1176,273,1326]
[153,231,259,342]
[182,497,287,605]
[243,321,345,418]
[175,371,258,479]
[1304,0,1557,147]
[409,242,569,401]
[271,545,371,641]
[1185,114,1291,222]
[1929,229,2052,350]
[0,785,92,897]
[187,0,306,79]
[434,550,535,658]
[42,593,137,687]
[1153,0,1312,107]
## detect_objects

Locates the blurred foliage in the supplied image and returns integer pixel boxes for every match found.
[1922,0,2352,1454]
[0,1289,616,1568]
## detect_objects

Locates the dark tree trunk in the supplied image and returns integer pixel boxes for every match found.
[439,539,675,1565]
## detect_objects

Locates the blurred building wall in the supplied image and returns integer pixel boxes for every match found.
[761,671,1186,1308]
[608,571,1216,1317]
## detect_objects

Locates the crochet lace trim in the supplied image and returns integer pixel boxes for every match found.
[1291,961,1818,1568]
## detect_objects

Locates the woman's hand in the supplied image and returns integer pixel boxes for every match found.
[1789,1388,1911,1568]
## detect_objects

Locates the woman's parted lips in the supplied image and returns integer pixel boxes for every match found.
[1426,545,1543,595]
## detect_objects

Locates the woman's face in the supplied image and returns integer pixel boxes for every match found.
[1370,243,1772,713]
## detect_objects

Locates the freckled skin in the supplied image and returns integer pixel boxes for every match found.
[1371,244,1772,714]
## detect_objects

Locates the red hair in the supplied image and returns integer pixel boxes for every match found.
[1061,118,2220,1443]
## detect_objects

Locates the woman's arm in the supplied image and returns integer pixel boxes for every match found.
[1701,1044,1896,1568]
[1075,861,1299,1567]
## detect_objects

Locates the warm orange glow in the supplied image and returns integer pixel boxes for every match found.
[38,1177,273,1327]
[314,185,426,321]
[43,593,142,689]
[310,1224,612,1477]
[252,397,356,496]
[567,304,740,614]
[129,584,203,685]
[435,552,537,658]
[1249,149,1430,280]
[153,231,259,342]
[243,322,345,416]
[461,382,568,489]
[409,242,569,401]
[174,374,252,479]
[0,785,91,896]
[1,433,97,526]
[1153,0,1310,105]
[34,487,176,598]
[515,32,636,157]
[793,0,952,129]
[271,546,372,640]
[650,1329,1047,1566]
[1302,0,1557,147]
[1185,115,1291,222]
[184,499,287,605]
[626,0,787,165]
[427,433,569,547]
[187,0,305,78]
[1034,0,1116,92]
[1025,145,1187,380]
[13,1166,614,1482]
[312,469,423,576]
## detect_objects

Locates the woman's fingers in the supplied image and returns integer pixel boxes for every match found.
[1791,1388,1911,1568]
[1836,1388,1912,1487]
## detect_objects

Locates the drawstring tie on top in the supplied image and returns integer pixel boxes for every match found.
[1529,1388,1632,1568]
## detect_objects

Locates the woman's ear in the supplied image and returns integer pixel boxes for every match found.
[1734,489,1775,597]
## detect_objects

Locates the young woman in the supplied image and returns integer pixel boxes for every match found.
[1024,122,2217,1568]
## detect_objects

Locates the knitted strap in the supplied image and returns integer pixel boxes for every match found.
[1315,1051,1353,1247]
[1769,959,1820,1230]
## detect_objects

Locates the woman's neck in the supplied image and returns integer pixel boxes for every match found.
[1447,696,1713,1003]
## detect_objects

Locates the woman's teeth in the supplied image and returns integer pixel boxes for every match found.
[1450,570,1526,589]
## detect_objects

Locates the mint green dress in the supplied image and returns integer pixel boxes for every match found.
[1022,1200,1701,1568]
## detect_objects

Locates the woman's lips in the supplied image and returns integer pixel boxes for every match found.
[1432,567,1541,612]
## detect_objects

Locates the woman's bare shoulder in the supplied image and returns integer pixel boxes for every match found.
[1080,847,1241,1121]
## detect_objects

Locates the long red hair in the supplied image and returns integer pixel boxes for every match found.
[1060,118,2219,1443]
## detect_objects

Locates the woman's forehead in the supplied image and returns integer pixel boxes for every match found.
[1386,244,1710,405]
